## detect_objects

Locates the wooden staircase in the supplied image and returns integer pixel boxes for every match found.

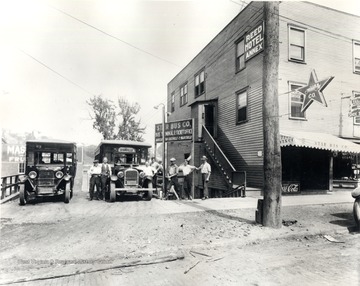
[202,126,246,197]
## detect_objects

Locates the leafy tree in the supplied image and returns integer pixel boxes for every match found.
[87,95,145,141]
[87,95,116,140]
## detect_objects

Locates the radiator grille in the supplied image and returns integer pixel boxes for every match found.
[125,169,138,186]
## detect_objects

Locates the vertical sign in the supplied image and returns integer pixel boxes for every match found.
[244,21,264,61]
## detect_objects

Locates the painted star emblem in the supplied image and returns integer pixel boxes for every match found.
[295,70,334,113]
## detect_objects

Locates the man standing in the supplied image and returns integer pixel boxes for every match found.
[179,159,196,200]
[166,158,180,199]
[88,159,102,200]
[199,156,211,200]
[101,157,111,200]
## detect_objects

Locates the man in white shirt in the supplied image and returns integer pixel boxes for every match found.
[199,156,211,200]
[88,160,102,200]
[179,159,196,200]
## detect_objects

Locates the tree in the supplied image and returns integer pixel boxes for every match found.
[87,95,145,141]
[87,95,116,140]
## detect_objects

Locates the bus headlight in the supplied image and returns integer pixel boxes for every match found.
[29,171,37,179]
[117,171,124,178]
[139,172,145,178]
[55,171,64,179]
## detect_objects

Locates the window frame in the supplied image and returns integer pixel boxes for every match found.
[353,91,360,125]
[180,82,188,107]
[235,38,246,72]
[236,88,248,124]
[288,81,307,120]
[353,40,360,74]
[18,162,25,174]
[194,69,205,98]
[171,91,175,112]
[288,25,306,63]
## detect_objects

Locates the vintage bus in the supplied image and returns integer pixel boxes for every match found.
[94,140,154,202]
[19,139,77,205]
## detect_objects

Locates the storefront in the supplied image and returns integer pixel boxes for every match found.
[280,131,360,193]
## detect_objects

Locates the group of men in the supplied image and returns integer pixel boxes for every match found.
[87,155,212,201]
[166,155,211,200]
[88,157,111,200]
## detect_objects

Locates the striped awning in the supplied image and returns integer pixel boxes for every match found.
[280,130,360,153]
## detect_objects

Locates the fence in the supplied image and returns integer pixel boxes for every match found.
[1,175,21,201]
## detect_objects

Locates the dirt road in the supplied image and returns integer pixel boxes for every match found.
[0,190,359,285]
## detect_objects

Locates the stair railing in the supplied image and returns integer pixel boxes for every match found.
[202,126,235,181]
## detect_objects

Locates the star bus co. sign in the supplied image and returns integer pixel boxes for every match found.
[294,69,334,113]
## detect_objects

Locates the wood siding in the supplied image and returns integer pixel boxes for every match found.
[278,2,360,137]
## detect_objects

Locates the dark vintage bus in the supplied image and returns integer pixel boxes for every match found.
[19,139,77,205]
[94,140,154,202]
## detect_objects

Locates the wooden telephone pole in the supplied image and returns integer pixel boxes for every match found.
[262,1,282,228]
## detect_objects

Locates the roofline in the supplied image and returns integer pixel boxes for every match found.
[168,1,261,85]
[96,140,152,148]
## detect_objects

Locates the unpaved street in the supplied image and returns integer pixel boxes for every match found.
[0,190,359,285]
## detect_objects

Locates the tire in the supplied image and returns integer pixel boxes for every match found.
[109,183,116,203]
[19,188,27,206]
[64,188,71,204]
[144,182,153,201]
[70,179,74,199]
[353,198,360,230]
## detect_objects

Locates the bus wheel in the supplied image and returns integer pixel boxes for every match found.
[109,183,116,203]
[144,182,153,201]
[64,188,71,204]
[20,188,27,206]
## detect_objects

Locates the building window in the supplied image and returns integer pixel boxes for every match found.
[353,40,360,74]
[353,91,360,125]
[236,90,247,123]
[289,82,306,119]
[288,26,306,63]
[195,69,205,97]
[180,83,188,106]
[236,39,245,72]
[171,92,175,112]
[18,162,25,174]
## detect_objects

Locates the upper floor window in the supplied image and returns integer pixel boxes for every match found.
[195,69,205,97]
[353,40,360,74]
[353,91,360,125]
[180,83,188,106]
[236,39,245,72]
[171,92,175,112]
[288,26,306,63]
[236,89,247,124]
[289,82,306,119]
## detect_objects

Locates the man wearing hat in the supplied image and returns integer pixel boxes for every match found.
[88,159,102,200]
[199,155,211,200]
[166,157,180,199]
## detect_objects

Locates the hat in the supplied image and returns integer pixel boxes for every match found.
[201,156,207,161]
[93,159,99,163]
[170,157,176,162]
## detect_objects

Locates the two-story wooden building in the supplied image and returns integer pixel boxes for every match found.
[166,1,360,197]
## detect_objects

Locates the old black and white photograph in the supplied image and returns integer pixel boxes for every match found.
[1,0,360,285]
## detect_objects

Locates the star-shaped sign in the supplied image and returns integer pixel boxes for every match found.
[295,70,334,113]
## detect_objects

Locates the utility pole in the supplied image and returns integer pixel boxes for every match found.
[262,1,282,228]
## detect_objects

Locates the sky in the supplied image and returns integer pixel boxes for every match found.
[1,0,359,147]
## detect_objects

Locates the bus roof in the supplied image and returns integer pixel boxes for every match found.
[96,140,151,148]
[26,139,76,145]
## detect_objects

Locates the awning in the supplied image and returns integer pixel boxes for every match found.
[280,130,360,153]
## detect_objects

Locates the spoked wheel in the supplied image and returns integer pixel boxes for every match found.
[19,188,27,206]
[64,188,71,204]
[144,181,153,201]
[109,183,116,203]
[353,197,360,230]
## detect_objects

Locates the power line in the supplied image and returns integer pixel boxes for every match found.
[49,5,181,68]
[20,49,95,96]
